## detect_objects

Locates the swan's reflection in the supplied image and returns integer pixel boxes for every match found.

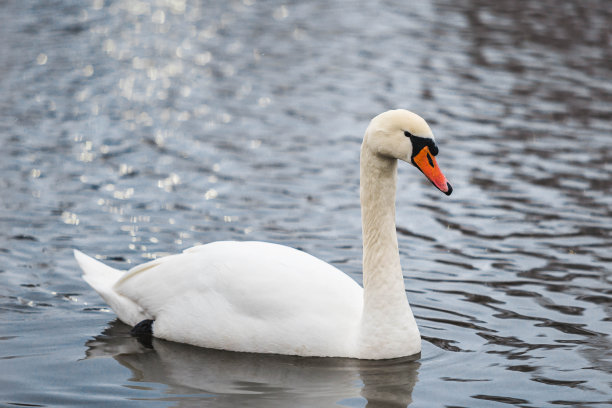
[85,320,420,407]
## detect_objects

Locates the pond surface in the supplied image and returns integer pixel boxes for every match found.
[1,0,611,407]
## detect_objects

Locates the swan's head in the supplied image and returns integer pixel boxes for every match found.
[364,109,453,195]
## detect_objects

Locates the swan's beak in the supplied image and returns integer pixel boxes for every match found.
[411,146,453,196]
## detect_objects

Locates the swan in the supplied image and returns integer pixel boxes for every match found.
[74,109,452,360]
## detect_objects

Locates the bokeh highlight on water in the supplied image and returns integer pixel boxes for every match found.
[1,0,610,407]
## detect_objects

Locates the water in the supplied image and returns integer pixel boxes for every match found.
[1,0,610,406]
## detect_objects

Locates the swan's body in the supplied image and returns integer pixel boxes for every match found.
[75,110,452,359]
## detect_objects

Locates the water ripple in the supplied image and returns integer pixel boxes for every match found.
[0,0,610,406]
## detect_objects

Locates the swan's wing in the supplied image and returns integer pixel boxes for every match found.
[114,241,363,356]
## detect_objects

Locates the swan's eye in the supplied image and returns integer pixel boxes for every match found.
[403,131,413,138]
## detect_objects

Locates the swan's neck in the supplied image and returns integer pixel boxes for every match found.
[358,146,420,358]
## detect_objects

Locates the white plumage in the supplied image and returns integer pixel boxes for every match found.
[76,242,363,357]
[75,110,452,359]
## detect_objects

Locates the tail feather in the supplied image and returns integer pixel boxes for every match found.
[75,249,123,290]
[74,249,149,326]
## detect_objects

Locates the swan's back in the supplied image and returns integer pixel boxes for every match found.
[80,241,364,357]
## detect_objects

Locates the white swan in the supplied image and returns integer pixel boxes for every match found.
[75,109,452,360]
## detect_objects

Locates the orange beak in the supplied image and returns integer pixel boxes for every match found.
[411,146,453,195]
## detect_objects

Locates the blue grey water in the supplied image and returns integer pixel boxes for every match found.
[1,0,610,407]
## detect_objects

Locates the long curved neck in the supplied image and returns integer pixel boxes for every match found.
[358,144,420,358]
[360,146,405,307]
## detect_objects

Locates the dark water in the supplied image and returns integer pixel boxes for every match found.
[1,0,611,407]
